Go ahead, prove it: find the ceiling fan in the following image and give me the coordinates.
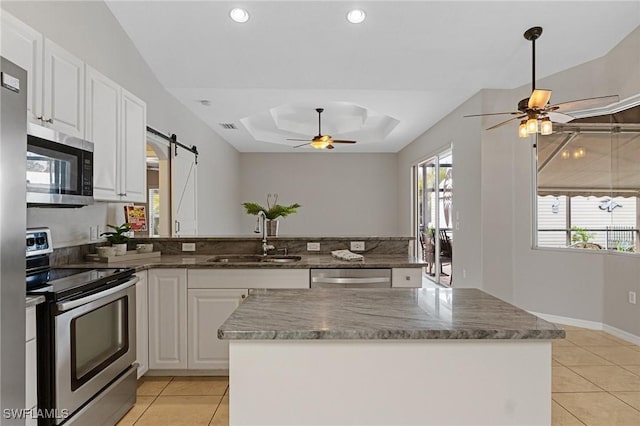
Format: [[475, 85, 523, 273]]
[[464, 26, 619, 137], [287, 108, 357, 149]]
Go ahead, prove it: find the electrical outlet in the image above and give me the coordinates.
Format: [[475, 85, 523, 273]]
[[462, 269, 467, 278], [182, 243, 196, 252], [350, 241, 365, 251], [629, 291, 636, 305], [307, 242, 320, 251], [89, 226, 97, 241]]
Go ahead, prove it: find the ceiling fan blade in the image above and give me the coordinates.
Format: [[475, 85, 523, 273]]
[[547, 111, 575, 123], [464, 112, 521, 117], [486, 115, 526, 131], [550, 95, 619, 113], [326, 144, 335, 150], [331, 140, 357, 144], [528, 89, 552, 109], [293, 142, 311, 148], [287, 138, 312, 142]]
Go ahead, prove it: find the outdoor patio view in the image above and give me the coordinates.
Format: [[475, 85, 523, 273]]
[[536, 105, 640, 252]]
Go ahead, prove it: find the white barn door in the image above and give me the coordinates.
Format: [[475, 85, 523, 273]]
[[171, 147, 198, 236]]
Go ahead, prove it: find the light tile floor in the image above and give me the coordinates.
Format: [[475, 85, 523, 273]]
[[117, 326, 640, 426]]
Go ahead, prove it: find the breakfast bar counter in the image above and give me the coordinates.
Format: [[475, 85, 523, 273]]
[[219, 288, 564, 426]]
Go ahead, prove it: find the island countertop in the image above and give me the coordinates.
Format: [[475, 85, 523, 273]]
[[218, 288, 565, 340]]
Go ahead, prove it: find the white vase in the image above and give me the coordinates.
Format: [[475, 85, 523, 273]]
[[113, 243, 128, 256]]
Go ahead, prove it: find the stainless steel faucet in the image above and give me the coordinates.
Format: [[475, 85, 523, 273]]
[[257, 211, 275, 256]]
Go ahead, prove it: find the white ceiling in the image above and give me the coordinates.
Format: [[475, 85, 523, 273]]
[[105, 1, 640, 153]]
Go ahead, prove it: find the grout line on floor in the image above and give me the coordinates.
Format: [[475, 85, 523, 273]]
[[552, 397, 587, 426]]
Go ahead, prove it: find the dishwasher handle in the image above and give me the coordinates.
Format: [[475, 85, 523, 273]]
[[311, 277, 390, 285]]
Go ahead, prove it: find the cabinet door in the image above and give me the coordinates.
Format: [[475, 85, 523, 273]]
[[120, 88, 147, 202], [188, 289, 248, 370], [135, 272, 149, 378], [0, 12, 42, 122], [43, 38, 84, 137], [148, 269, 187, 369], [86, 66, 120, 201]]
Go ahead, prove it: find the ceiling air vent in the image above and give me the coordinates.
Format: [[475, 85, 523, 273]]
[[219, 123, 237, 130]]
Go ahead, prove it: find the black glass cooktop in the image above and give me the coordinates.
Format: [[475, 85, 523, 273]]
[[27, 267, 134, 301]]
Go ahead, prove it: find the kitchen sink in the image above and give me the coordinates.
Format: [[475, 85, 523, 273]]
[[207, 255, 302, 263]]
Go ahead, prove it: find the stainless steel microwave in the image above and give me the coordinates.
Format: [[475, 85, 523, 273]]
[[27, 123, 94, 207]]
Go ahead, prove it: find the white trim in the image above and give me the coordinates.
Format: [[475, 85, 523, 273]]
[[530, 311, 640, 345], [603, 324, 640, 346]]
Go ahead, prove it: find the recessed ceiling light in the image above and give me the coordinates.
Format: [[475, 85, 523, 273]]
[[346, 9, 366, 24], [229, 8, 249, 23]]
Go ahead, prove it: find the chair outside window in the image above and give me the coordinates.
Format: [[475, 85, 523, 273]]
[[606, 226, 636, 251]]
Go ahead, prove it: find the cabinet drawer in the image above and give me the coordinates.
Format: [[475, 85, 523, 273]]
[[392, 268, 423, 288], [188, 269, 309, 289], [26, 339, 37, 409], [26, 306, 36, 341]]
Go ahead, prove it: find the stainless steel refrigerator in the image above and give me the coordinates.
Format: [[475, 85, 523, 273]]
[[0, 56, 27, 424]]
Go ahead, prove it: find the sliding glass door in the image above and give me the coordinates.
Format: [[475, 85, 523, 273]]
[[415, 150, 453, 286]]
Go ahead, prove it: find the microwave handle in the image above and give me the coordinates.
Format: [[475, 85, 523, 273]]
[[56, 277, 138, 312]]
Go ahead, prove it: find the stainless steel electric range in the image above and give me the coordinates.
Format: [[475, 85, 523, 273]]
[[26, 228, 138, 426]]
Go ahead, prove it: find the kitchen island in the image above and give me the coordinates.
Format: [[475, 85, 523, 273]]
[[219, 288, 564, 426]]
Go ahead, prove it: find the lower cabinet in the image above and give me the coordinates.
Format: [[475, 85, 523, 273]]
[[135, 271, 149, 378], [148, 269, 188, 369], [188, 289, 248, 370], [26, 306, 37, 426]]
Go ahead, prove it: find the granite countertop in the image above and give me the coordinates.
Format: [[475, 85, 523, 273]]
[[76, 254, 425, 271], [218, 288, 565, 340]]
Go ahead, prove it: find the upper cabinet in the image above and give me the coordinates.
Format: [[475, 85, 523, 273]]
[[1, 14, 84, 137], [86, 67, 147, 203], [2, 12, 148, 203], [0, 13, 42, 123], [43, 39, 85, 138]]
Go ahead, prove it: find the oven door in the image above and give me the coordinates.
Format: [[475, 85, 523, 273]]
[[54, 278, 137, 422]]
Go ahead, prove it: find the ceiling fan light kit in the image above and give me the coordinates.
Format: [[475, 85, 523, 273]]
[[465, 25, 619, 139], [287, 108, 357, 150]]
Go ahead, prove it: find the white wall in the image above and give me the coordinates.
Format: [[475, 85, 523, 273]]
[[239, 153, 399, 236], [2, 1, 241, 246], [398, 26, 640, 337], [398, 93, 484, 290]]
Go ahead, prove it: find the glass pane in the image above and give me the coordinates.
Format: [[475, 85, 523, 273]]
[[27, 145, 77, 193], [73, 299, 125, 379], [438, 153, 453, 286]]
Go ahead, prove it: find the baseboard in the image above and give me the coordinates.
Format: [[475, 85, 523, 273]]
[[146, 369, 228, 377], [530, 311, 640, 345], [602, 324, 640, 346], [530, 311, 602, 330]]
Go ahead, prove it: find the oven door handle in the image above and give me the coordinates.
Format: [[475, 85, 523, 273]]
[[56, 277, 139, 312]]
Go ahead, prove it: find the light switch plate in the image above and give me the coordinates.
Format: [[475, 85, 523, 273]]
[[182, 243, 196, 252], [307, 242, 320, 251], [350, 241, 365, 251]]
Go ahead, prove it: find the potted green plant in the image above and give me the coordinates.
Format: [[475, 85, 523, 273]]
[[100, 223, 132, 255], [570, 226, 600, 249], [242, 194, 301, 236]]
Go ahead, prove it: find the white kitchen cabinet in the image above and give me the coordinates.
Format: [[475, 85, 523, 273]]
[[120, 88, 147, 202], [187, 289, 248, 370], [43, 38, 84, 138], [86, 66, 147, 202], [26, 306, 37, 420], [148, 269, 187, 369], [86, 66, 119, 200], [0, 12, 83, 136], [187, 269, 309, 289], [0, 12, 42, 123], [135, 271, 149, 378], [391, 268, 423, 288]]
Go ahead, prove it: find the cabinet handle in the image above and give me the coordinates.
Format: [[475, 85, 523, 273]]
[[36, 116, 43, 121], [44, 118, 53, 124], [118, 193, 127, 197], [241, 294, 246, 299]]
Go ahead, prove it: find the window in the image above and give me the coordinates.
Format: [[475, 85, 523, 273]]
[[536, 105, 640, 252]]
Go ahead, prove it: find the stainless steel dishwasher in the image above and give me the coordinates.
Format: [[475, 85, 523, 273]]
[[310, 269, 392, 288]]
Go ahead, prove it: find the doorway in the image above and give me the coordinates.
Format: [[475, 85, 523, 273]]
[[415, 151, 453, 286], [145, 133, 171, 237]]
